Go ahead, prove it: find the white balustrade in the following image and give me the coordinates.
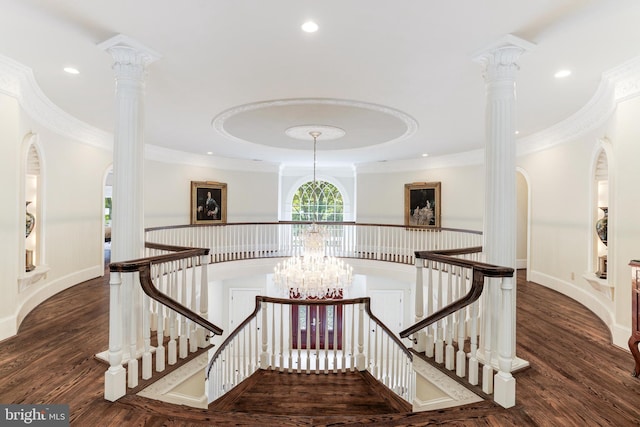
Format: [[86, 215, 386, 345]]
[[401, 252, 515, 408], [105, 247, 217, 401], [145, 223, 482, 266], [207, 297, 414, 405], [106, 222, 515, 409]]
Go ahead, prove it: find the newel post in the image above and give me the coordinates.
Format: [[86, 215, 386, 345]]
[[413, 257, 426, 352], [260, 301, 270, 369], [356, 302, 366, 370], [104, 271, 126, 401], [198, 254, 209, 348], [495, 276, 516, 407]]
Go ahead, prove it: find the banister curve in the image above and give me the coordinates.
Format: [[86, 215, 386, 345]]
[[206, 296, 412, 379], [110, 243, 223, 336], [399, 248, 513, 338]]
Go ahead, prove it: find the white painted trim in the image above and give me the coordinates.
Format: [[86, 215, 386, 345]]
[[0, 54, 112, 149], [528, 269, 616, 341], [15, 265, 104, 333], [412, 357, 483, 412], [3, 51, 640, 171]]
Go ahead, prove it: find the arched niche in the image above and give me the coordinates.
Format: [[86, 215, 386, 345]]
[[18, 133, 49, 290], [583, 139, 613, 299]]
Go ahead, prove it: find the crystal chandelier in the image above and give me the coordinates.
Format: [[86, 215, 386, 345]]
[[273, 131, 353, 299]]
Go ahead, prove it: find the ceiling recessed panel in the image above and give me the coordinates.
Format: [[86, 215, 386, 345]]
[[213, 98, 418, 151]]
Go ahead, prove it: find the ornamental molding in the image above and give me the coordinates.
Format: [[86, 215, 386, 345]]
[[137, 353, 208, 398], [0, 53, 112, 150], [212, 97, 419, 146], [517, 54, 640, 156], [412, 356, 482, 402], [98, 34, 162, 82]]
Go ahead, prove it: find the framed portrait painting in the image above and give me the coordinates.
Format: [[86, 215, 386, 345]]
[[190, 181, 227, 224], [405, 182, 441, 228]]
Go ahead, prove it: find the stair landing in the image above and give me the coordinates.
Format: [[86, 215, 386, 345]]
[[210, 368, 412, 416]]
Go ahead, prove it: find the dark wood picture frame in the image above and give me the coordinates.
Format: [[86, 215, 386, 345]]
[[190, 181, 227, 224], [404, 182, 441, 228]]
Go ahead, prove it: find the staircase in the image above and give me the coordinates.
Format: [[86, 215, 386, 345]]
[[210, 369, 411, 415]]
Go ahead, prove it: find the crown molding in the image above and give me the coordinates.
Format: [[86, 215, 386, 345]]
[[145, 144, 281, 172], [517, 54, 640, 156], [2, 50, 640, 170], [0, 53, 113, 150]]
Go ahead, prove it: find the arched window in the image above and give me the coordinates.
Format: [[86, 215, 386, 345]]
[[292, 180, 344, 222]]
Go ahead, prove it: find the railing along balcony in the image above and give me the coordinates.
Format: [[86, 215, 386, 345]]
[[400, 248, 516, 408], [104, 244, 222, 402], [206, 296, 413, 404], [104, 222, 518, 409], [144, 222, 482, 265]]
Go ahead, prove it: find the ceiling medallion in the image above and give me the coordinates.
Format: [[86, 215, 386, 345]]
[[285, 125, 345, 141]]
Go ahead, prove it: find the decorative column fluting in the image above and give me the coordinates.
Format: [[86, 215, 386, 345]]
[[473, 35, 534, 408], [99, 35, 160, 400]]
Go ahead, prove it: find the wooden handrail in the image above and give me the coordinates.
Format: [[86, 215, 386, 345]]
[[145, 221, 482, 236], [399, 248, 513, 338], [110, 243, 223, 336], [206, 296, 412, 379]]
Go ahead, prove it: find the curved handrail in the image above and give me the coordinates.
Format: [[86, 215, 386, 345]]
[[110, 243, 223, 336], [146, 221, 482, 235], [206, 296, 412, 379], [399, 248, 513, 338]]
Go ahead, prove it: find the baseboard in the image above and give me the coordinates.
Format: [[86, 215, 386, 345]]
[[528, 269, 618, 344], [12, 264, 103, 336]]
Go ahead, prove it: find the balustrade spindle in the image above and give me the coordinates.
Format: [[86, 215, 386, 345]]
[[456, 267, 467, 378], [435, 264, 444, 364], [198, 254, 209, 348], [445, 266, 455, 370], [260, 301, 268, 369], [142, 287, 152, 380], [167, 262, 178, 365], [179, 259, 188, 359], [189, 259, 198, 353]]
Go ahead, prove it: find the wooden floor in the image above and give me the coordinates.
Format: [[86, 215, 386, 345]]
[[1, 267, 640, 426]]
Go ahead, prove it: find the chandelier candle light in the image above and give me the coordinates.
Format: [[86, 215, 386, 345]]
[[273, 130, 353, 298]]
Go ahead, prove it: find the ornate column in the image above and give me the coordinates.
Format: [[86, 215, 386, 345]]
[[99, 35, 160, 395], [473, 35, 534, 408], [99, 34, 160, 265]]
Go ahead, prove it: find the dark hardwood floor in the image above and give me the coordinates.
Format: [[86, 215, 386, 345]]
[[1, 266, 639, 426]]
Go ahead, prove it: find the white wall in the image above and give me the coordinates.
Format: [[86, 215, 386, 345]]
[[0, 93, 112, 339], [0, 94, 21, 339], [356, 164, 484, 230], [145, 160, 280, 227], [517, 100, 640, 348], [609, 95, 640, 345]]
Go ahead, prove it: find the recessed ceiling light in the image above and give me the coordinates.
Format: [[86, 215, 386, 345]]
[[421, 153, 429, 158], [206, 151, 213, 155], [554, 69, 571, 79], [64, 67, 79, 75], [301, 21, 319, 33]]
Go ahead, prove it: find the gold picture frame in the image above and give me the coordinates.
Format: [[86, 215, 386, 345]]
[[405, 182, 441, 228], [190, 181, 227, 224]]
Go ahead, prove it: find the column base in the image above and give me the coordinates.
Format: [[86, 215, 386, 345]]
[[104, 366, 126, 402], [493, 372, 516, 408]]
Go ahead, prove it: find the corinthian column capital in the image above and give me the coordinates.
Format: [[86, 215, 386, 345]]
[[473, 34, 535, 84], [98, 34, 162, 81]]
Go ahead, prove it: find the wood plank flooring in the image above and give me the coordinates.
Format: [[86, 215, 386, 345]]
[[1, 266, 639, 426]]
